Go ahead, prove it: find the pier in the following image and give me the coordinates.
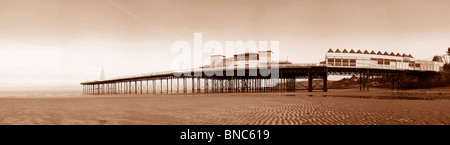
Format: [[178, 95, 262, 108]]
[[81, 48, 445, 95], [80, 64, 440, 95]]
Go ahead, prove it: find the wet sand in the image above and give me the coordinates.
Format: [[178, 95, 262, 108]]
[[0, 88, 449, 125]]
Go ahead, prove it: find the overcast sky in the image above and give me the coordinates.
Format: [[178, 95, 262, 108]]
[[0, 0, 449, 90]]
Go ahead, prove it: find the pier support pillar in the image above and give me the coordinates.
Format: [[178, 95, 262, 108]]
[[359, 72, 362, 91], [183, 77, 187, 93], [367, 70, 370, 91], [197, 77, 201, 93], [308, 71, 313, 92], [191, 78, 195, 93], [323, 70, 328, 92]]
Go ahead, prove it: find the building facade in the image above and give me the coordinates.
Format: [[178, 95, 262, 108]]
[[209, 50, 273, 69], [325, 48, 444, 72]]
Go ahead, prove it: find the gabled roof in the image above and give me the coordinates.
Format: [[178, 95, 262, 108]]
[[324, 49, 412, 58], [327, 48, 334, 53]]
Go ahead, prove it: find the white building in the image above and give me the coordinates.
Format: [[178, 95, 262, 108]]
[[210, 55, 225, 68], [209, 50, 273, 69], [258, 50, 272, 66], [325, 48, 444, 72]]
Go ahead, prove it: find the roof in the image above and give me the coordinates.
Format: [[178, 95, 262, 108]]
[[432, 56, 443, 62], [210, 54, 225, 57], [234, 52, 259, 56], [326, 48, 414, 58], [258, 50, 273, 53], [328, 48, 334, 53]]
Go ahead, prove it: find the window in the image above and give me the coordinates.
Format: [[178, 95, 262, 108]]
[[384, 59, 390, 65], [249, 55, 258, 60], [378, 59, 383, 65], [415, 64, 420, 67], [327, 59, 334, 66], [350, 59, 356, 66], [335, 59, 342, 66], [343, 59, 349, 66]]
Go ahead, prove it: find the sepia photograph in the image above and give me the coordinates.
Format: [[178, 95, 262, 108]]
[[1, 0, 449, 136]]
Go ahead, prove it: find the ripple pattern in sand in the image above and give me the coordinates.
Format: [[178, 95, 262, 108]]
[[0, 94, 449, 125]]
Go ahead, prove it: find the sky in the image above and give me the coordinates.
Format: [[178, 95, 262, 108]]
[[0, 0, 450, 90]]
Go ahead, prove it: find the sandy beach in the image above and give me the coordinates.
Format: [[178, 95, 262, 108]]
[[0, 88, 449, 125]]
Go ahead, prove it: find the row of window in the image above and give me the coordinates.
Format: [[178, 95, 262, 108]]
[[327, 58, 420, 67], [328, 58, 411, 62]]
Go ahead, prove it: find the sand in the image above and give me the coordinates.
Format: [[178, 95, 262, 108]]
[[0, 88, 449, 125]]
